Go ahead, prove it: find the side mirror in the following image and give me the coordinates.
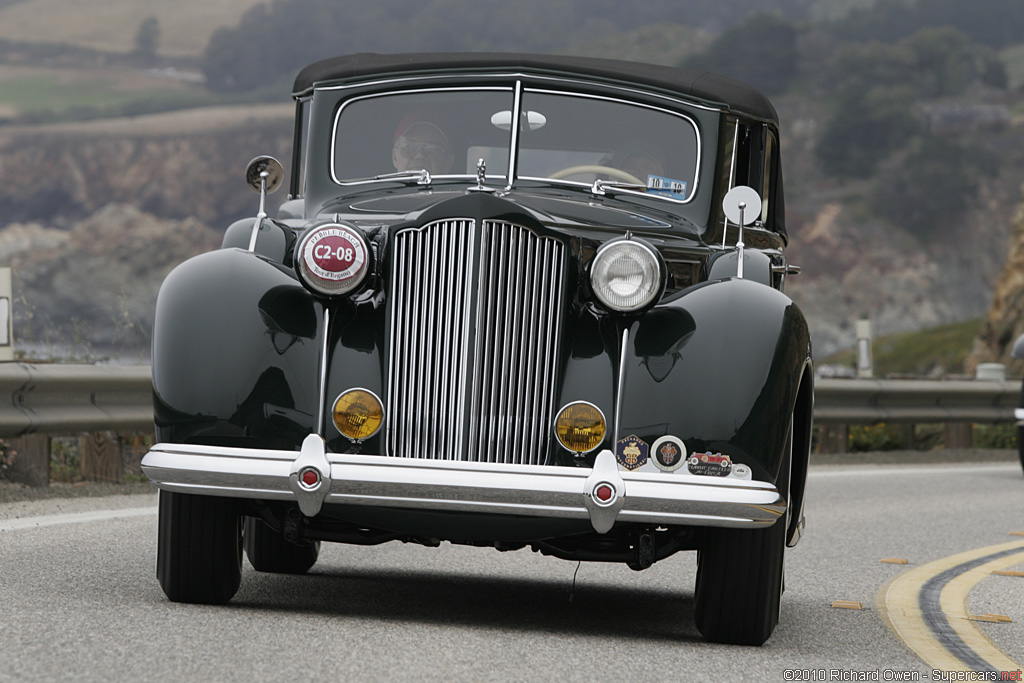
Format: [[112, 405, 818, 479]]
[[244, 156, 285, 252], [245, 156, 284, 195], [722, 185, 761, 227]]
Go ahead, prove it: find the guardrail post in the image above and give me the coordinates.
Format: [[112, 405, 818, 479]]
[[81, 431, 122, 483], [817, 423, 848, 453], [944, 423, 973, 449], [6, 434, 49, 487]]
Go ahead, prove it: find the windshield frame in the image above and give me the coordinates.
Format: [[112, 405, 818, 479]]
[[328, 80, 703, 205], [514, 87, 701, 205], [330, 86, 515, 187]]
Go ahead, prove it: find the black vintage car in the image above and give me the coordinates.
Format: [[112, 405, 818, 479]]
[[142, 53, 814, 646]]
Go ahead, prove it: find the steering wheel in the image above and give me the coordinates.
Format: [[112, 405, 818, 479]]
[[548, 165, 644, 185]]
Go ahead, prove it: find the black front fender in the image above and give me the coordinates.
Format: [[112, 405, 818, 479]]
[[618, 277, 811, 485], [152, 248, 323, 449]]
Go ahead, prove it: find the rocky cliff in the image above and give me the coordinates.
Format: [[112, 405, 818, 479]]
[[0, 106, 292, 359], [964, 185, 1024, 377]]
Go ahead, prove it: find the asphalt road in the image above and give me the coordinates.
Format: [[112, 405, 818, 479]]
[[2, 455, 1024, 682]]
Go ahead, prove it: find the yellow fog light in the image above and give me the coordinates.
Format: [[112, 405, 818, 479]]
[[332, 389, 383, 441], [554, 401, 606, 454]]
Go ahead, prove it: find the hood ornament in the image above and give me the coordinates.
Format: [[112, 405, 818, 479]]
[[468, 157, 500, 194]]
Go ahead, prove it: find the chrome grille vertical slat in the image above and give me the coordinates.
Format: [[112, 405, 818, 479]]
[[388, 218, 564, 464]]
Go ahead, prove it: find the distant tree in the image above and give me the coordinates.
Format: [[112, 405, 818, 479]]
[[814, 85, 917, 179], [199, 0, 816, 93], [870, 135, 999, 237], [681, 12, 799, 95], [133, 16, 160, 63], [814, 25, 1007, 180], [901, 27, 974, 98], [831, 0, 1024, 49]]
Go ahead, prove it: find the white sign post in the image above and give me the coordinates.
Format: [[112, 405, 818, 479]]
[[0, 268, 14, 362]]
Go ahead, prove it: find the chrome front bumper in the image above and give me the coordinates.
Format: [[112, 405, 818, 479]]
[[141, 434, 785, 534]]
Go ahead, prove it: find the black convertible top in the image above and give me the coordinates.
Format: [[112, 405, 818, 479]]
[[293, 52, 778, 124]]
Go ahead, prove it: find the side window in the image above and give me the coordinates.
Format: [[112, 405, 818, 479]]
[[734, 123, 765, 197], [292, 98, 311, 199]]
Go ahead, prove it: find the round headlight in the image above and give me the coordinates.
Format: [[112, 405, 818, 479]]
[[590, 239, 662, 312], [297, 223, 369, 295], [333, 389, 384, 441], [554, 401, 606, 454]]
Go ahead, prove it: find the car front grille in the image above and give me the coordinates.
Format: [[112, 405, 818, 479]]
[[386, 218, 566, 465]]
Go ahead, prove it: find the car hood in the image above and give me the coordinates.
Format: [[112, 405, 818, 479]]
[[322, 188, 703, 241]]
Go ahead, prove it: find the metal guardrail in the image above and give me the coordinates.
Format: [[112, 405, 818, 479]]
[[0, 365, 1017, 439], [0, 363, 153, 438], [814, 377, 1019, 424]]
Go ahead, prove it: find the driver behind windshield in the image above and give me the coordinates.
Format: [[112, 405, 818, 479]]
[[392, 117, 454, 174], [603, 141, 665, 184]]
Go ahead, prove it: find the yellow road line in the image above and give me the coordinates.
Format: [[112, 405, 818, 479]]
[[878, 540, 1024, 673]]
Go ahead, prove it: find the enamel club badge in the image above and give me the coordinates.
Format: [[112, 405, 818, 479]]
[[615, 434, 649, 471], [651, 436, 686, 472], [687, 451, 733, 477]]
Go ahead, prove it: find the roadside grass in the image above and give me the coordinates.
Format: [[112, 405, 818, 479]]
[[816, 318, 1019, 452], [820, 318, 983, 379], [0, 72, 185, 113]]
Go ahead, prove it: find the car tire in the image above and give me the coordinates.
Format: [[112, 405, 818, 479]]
[[244, 517, 320, 574], [693, 515, 786, 646], [157, 490, 242, 604], [1018, 424, 1024, 474], [694, 419, 791, 645]]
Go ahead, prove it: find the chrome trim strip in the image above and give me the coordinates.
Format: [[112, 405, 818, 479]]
[[724, 120, 739, 248], [142, 442, 786, 531], [614, 327, 629, 443], [317, 307, 331, 435], [505, 81, 523, 190]]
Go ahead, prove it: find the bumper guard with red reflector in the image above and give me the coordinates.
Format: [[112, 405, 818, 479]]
[[142, 434, 785, 534]]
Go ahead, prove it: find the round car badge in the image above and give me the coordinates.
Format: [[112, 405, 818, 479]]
[[302, 225, 366, 283], [651, 436, 686, 472]]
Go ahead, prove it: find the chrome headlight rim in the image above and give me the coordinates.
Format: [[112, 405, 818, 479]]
[[296, 221, 370, 296], [589, 237, 665, 313]]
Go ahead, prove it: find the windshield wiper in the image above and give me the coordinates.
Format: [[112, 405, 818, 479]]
[[590, 179, 646, 196], [341, 169, 433, 186]]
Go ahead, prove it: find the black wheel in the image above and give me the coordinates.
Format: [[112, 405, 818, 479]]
[[1018, 424, 1024, 474], [157, 490, 242, 604], [244, 516, 320, 574], [693, 517, 786, 645], [694, 419, 791, 645]]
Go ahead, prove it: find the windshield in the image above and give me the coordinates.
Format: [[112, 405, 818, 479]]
[[332, 86, 700, 202], [333, 88, 514, 184]]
